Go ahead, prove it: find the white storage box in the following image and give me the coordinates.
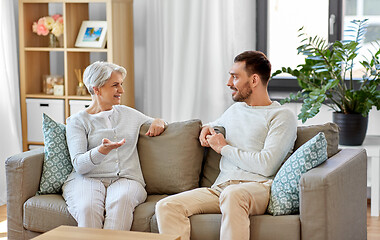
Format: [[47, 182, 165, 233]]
[[26, 98, 65, 142], [69, 100, 92, 115], [28, 144, 44, 150]]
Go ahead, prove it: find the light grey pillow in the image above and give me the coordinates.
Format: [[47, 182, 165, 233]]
[[138, 119, 204, 194], [295, 122, 339, 158]]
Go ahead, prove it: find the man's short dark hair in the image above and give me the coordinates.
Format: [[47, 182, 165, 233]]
[[234, 51, 271, 85]]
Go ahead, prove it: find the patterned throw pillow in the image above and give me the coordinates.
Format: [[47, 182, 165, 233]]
[[38, 114, 73, 194], [267, 132, 328, 216]]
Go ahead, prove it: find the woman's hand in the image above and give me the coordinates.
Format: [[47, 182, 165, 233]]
[[206, 128, 228, 154], [146, 118, 166, 137], [98, 138, 125, 155]]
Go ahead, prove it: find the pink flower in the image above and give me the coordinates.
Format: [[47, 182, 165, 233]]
[[37, 18, 45, 26], [51, 14, 61, 21], [32, 15, 64, 37], [57, 16, 63, 24], [36, 19, 49, 36]]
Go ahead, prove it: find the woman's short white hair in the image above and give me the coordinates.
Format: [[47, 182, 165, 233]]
[[83, 61, 127, 95]]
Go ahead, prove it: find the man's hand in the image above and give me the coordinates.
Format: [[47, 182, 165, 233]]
[[98, 138, 125, 155], [146, 118, 166, 136], [206, 128, 228, 154], [199, 126, 213, 147]]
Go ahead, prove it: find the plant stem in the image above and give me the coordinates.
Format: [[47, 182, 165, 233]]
[[350, 59, 354, 90]]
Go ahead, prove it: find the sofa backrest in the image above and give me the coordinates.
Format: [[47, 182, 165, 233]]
[[137, 121, 340, 192], [294, 122, 339, 158], [199, 126, 225, 188], [138, 119, 204, 195]]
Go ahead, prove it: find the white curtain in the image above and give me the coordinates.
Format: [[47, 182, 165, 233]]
[[134, 0, 256, 123], [0, 0, 22, 205]]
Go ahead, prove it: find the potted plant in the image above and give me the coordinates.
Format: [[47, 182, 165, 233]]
[[273, 19, 380, 145]]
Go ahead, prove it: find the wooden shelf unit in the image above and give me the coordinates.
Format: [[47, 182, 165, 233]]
[[19, 0, 135, 151]]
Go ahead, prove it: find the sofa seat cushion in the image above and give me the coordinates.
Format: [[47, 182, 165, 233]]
[[249, 214, 301, 240], [23, 194, 76, 233], [131, 194, 168, 232], [150, 213, 300, 240]]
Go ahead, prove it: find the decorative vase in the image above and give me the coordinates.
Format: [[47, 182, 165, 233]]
[[48, 33, 59, 48], [332, 112, 368, 146]]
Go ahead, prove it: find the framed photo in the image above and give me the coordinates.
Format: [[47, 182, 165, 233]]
[[75, 21, 107, 48]]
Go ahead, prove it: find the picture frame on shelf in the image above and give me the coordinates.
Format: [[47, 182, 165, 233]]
[[75, 21, 107, 48]]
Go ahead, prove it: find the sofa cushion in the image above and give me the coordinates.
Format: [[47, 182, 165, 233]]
[[295, 122, 339, 158], [138, 119, 204, 194], [150, 213, 300, 240], [268, 132, 328, 216], [199, 127, 225, 188], [23, 194, 76, 233], [131, 195, 168, 232], [38, 114, 73, 194], [249, 214, 301, 240]]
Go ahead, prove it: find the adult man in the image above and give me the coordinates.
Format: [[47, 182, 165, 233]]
[[155, 51, 297, 240]]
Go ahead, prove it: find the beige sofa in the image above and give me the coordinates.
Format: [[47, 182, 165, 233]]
[[6, 121, 367, 240]]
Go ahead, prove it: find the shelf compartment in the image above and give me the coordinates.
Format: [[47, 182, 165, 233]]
[[65, 3, 89, 48], [66, 52, 90, 95], [66, 51, 107, 96], [24, 51, 64, 95], [65, 2, 107, 48], [24, 51, 50, 94], [22, 2, 64, 48]]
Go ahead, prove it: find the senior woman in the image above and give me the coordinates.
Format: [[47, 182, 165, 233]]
[[62, 61, 166, 230]]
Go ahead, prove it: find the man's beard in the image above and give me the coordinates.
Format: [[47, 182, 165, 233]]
[[231, 82, 252, 102]]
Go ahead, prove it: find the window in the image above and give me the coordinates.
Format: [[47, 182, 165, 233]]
[[268, 0, 329, 75], [257, 0, 380, 91], [257, 0, 339, 91], [343, 0, 380, 78]]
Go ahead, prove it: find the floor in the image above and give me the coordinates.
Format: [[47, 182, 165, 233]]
[[0, 205, 5, 240], [368, 202, 380, 240], [0, 204, 379, 239]]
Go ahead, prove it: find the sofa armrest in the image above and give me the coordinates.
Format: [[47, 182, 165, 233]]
[[6, 148, 44, 240], [299, 148, 367, 240]]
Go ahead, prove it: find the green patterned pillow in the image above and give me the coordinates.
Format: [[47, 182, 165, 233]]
[[267, 132, 328, 216], [38, 114, 73, 194]]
